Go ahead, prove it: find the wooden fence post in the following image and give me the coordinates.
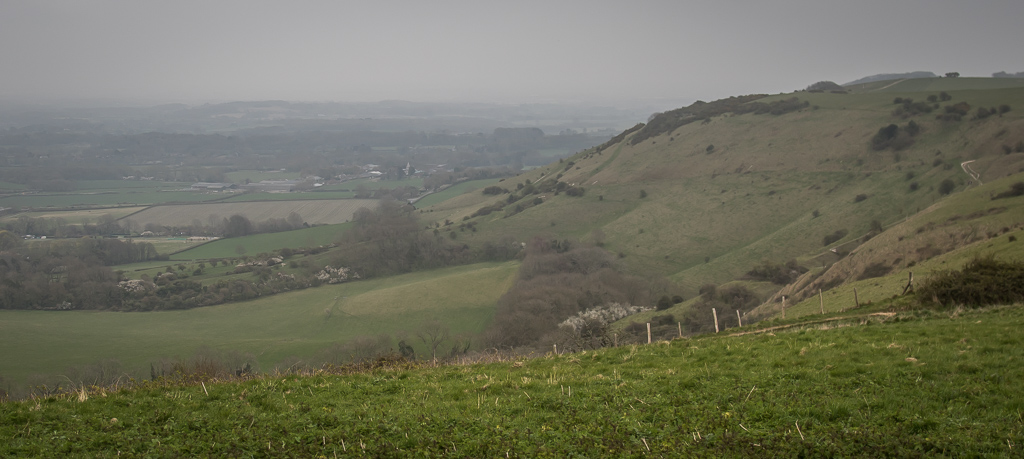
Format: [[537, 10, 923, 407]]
[[736, 309, 742, 327], [781, 296, 786, 319], [819, 289, 824, 315], [677, 322, 682, 338], [712, 308, 719, 333], [647, 323, 651, 344], [901, 272, 914, 295], [854, 288, 860, 309]]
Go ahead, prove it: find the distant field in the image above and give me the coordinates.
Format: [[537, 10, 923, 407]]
[[222, 191, 355, 202], [0, 261, 519, 385], [0, 207, 148, 225], [169, 223, 349, 260], [414, 178, 504, 208], [72, 180, 192, 191], [0, 181, 26, 190], [223, 170, 301, 183], [122, 199, 378, 228], [0, 191, 223, 209]]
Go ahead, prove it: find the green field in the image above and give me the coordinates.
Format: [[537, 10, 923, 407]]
[[0, 180, 27, 190], [169, 223, 349, 260], [224, 170, 301, 183], [413, 178, 504, 208], [0, 190, 223, 209], [122, 199, 377, 228], [222, 190, 357, 201], [0, 207, 148, 225], [0, 261, 518, 386], [3, 305, 1022, 456]]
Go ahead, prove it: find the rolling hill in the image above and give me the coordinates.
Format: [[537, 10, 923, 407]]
[[431, 77, 1024, 299]]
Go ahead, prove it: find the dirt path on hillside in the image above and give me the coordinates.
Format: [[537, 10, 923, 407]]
[[961, 160, 982, 186], [727, 312, 897, 337], [875, 79, 907, 91]]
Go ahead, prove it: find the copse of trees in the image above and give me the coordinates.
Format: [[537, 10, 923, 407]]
[[483, 237, 671, 350], [332, 199, 515, 279], [870, 121, 920, 151], [680, 283, 760, 335], [744, 259, 808, 285], [805, 81, 844, 92]]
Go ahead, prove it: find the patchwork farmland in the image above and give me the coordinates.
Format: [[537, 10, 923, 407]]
[[121, 199, 379, 227]]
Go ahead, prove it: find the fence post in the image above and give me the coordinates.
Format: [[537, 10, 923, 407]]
[[647, 323, 651, 344], [712, 308, 719, 333], [819, 289, 824, 315], [854, 288, 860, 309], [781, 296, 786, 319], [677, 322, 682, 338], [736, 309, 742, 327]]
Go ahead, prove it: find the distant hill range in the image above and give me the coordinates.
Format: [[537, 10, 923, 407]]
[[843, 71, 937, 86]]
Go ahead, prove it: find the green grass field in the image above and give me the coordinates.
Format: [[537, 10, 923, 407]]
[[0, 261, 518, 386], [122, 199, 376, 228], [0, 180, 27, 190], [0, 190, 222, 209], [169, 223, 349, 260], [221, 190, 357, 201], [224, 170, 301, 183], [2, 304, 1022, 456], [413, 178, 504, 208], [0, 207, 148, 225]]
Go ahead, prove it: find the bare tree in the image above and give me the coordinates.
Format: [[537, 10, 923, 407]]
[[416, 320, 450, 365]]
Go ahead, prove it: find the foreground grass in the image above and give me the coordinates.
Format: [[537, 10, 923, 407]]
[[3, 305, 1022, 456]]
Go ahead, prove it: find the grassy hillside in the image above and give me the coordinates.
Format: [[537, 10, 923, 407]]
[[425, 80, 1024, 298], [3, 305, 1022, 456]]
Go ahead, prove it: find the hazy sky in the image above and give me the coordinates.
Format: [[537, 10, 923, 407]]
[[2, 0, 1022, 106]]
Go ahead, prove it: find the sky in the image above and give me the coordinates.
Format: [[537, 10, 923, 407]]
[[1, 0, 1022, 106]]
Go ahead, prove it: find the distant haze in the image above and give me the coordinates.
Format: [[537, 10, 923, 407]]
[[2, 0, 1022, 106]]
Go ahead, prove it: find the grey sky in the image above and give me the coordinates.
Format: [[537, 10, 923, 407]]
[[2, 0, 1022, 105]]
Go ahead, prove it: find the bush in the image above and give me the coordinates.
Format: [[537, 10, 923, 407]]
[[917, 257, 1024, 307], [806, 81, 843, 92], [854, 194, 868, 203], [823, 229, 849, 246], [992, 182, 1024, 200], [938, 179, 957, 195], [857, 262, 891, 280]]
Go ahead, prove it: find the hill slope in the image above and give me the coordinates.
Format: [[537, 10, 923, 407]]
[[432, 78, 1024, 299]]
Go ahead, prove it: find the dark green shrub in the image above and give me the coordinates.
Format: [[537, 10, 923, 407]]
[[938, 179, 957, 195], [992, 182, 1024, 200], [656, 295, 673, 310], [857, 262, 891, 280], [917, 257, 1024, 307], [823, 229, 848, 246]]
